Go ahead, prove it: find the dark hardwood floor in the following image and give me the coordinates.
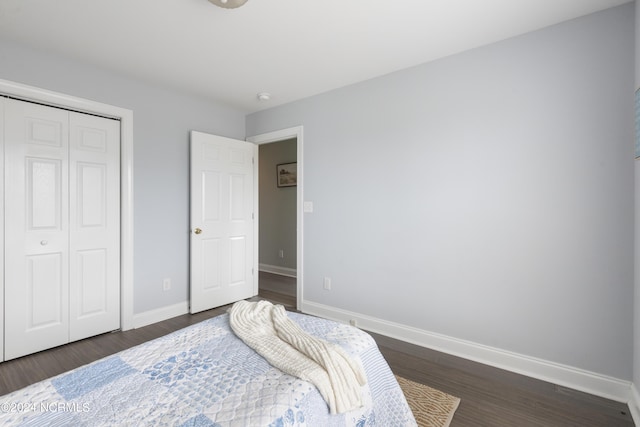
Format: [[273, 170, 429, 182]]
[[259, 271, 296, 299], [374, 333, 634, 426], [0, 284, 634, 426]]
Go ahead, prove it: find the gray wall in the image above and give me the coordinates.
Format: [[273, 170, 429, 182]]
[[0, 41, 246, 314], [248, 4, 635, 380], [259, 139, 297, 270]]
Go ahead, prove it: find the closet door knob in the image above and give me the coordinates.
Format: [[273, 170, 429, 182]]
[[40, 240, 48, 246], [194, 228, 202, 235]]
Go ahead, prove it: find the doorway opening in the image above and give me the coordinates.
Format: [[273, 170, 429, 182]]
[[257, 138, 297, 309], [248, 126, 304, 311]]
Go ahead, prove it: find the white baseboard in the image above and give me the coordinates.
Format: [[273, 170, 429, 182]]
[[259, 263, 297, 278], [629, 384, 640, 425], [132, 301, 189, 329], [301, 300, 632, 404]]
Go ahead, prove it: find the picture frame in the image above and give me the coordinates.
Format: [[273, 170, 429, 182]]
[[277, 162, 297, 187]]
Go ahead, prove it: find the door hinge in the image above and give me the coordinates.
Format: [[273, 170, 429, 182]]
[[252, 212, 255, 220]]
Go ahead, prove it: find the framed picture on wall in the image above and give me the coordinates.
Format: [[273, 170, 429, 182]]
[[277, 162, 297, 187]]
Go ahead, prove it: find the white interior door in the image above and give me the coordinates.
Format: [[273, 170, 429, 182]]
[[4, 99, 71, 360], [69, 111, 120, 341], [190, 131, 257, 313]]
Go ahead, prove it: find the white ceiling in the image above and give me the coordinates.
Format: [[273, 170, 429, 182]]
[[0, 0, 632, 113]]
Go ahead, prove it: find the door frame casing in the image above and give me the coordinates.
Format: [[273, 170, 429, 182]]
[[247, 126, 304, 309], [0, 79, 135, 331], [0, 98, 4, 360]]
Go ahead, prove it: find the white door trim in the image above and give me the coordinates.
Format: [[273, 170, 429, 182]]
[[0, 78, 135, 331], [247, 126, 304, 309], [0, 98, 4, 361]]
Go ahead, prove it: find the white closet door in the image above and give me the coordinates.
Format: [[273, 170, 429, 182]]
[[3, 99, 121, 361], [4, 99, 71, 360], [69, 112, 120, 341]]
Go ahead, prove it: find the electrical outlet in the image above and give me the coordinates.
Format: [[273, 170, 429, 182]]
[[163, 278, 171, 291], [323, 277, 331, 290], [279, 249, 284, 258]]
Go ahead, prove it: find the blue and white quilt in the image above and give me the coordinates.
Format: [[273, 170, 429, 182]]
[[0, 311, 416, 426]]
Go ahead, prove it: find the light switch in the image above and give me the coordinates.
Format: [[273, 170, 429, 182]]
[[303, 201, 314, 213]]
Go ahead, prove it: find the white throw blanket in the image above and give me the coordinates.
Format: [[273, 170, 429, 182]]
[[229, 300, 367, 414]]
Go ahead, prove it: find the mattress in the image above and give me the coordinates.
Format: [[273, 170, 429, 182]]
[[0, 310, 416, 426]]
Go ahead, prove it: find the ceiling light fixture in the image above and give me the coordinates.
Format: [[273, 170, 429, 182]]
[[208, 0, 248, 9], [257, 92, 271, 101]]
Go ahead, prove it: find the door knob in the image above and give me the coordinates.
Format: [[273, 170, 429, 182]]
[[194, 228, 202, 235]]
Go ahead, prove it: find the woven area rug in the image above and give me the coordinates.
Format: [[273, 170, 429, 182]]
[[396, 375, 461, 427]]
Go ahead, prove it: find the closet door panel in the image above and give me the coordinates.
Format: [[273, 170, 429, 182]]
[[26, 253, 64, 326], [4, 99, 70, 360], [69, 112, 120, 341], [27, 158, 62, 229]]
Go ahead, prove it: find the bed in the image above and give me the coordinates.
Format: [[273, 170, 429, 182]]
[[0, 304, 416, 426]]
